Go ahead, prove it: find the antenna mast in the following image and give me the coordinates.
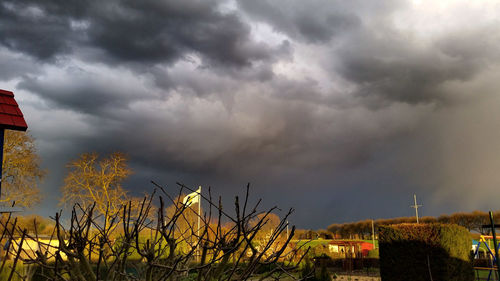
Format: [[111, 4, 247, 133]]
[[410, 194, 422, 223]]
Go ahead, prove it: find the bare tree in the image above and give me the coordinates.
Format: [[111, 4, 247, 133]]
[[60, 152, 132, 228], [1, 182, 304, 281]]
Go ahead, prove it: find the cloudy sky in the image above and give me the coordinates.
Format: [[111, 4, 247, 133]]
[[2, 0, 500, 228]]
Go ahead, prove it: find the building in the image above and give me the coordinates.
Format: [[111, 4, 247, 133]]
[[328, 240, 374, 258]]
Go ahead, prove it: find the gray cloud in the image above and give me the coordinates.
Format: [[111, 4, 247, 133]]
[[17, 66, 156, 115], [239, 0, 499, 105], [0, 47, 41, 81], [87, 0, 270, 66], [0, 0, 282, 69], [237, 0, 361, 43], [0, 1, 84, 60], [333, 30, 484, 105], [3, 0, 500, 228]]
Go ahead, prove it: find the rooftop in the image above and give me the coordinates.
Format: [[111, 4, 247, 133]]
[[0, 89, 27, 131]]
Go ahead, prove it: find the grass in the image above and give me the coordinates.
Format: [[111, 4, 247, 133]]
[[474, 268, 499, 280], [0, 261, 22, 281], [362, 239, 378, 248], [293, 239, 379, 248], [293, 239, 333, 248]]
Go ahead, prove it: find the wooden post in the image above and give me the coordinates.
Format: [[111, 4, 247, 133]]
[[0, 129, 5, 200]]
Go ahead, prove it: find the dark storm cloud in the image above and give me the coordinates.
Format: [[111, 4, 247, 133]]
[[4, 0, 500, 228], [0, 0, 281, 68], [238, 0, 497, 105], [18, 75, 149, 116], [333, 30, 485, 105], [88, 0, 276, 67], [0, 1, 84, 60]]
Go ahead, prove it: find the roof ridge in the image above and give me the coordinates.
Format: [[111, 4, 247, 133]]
[[0, 89, 27, 131], [0, 89, 14, 96]]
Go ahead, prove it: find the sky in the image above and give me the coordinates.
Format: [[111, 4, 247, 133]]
[[1, 0, 500, 229]]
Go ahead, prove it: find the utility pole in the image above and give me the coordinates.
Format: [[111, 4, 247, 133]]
[[410, 194, 422, 224], [371, 219, 376, 248], [286, 220, 289, 240], [196, 186, 201, 263]]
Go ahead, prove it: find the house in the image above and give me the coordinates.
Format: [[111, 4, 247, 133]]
[[328, 240, 374, 258]]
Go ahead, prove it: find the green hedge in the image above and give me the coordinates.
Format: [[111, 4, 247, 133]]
[[379, 223, 473, 281]]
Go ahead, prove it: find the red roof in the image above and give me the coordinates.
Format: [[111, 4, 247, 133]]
[[0, 89, 27, 131]]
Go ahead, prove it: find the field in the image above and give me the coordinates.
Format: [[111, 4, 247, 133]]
[[293, 239, 378, 248]]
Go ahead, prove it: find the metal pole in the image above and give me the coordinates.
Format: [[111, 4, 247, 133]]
[[197, 186, 201, 263], [489, 211, 500, 278], [286, 220, 289, 240], [410, 194, 422, 224], [371, 219, 376, 248], [0, 129, 5, 200], [414, 194, 419, 224]]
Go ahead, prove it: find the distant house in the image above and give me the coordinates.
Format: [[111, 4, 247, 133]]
[[360, 241, 374, 256], [328, 240, 374, 258]]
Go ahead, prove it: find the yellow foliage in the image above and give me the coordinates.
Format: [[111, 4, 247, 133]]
[[1, 131, 45, 207]]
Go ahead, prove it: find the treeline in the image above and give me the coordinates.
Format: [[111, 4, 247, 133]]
[[326, 210, 500, 239], [294, 229, 335, 240]]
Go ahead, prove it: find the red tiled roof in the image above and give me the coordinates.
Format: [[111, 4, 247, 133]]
[[0, 89, 27, 131]]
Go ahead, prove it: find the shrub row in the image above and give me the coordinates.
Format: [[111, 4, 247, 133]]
[[379, 223, 473, 281]]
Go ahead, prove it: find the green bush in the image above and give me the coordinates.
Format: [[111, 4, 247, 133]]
[[300, 258, 315, 280], [318, 263, 331, 281], [379, 223, 473, 281], [0, 261, 24, 281], [299, 258, 332, 281], [367, 248, 379, 258], [0, 262, 46, 281]]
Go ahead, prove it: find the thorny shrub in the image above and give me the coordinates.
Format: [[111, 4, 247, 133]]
[[0, 182, 309, 281]]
